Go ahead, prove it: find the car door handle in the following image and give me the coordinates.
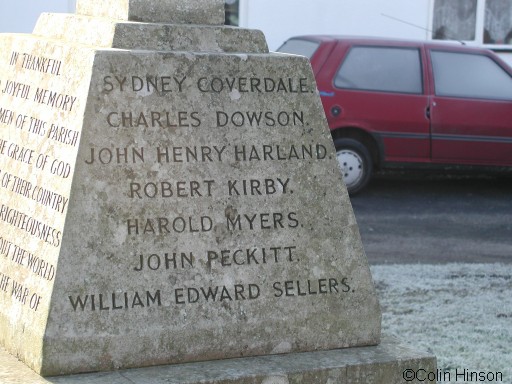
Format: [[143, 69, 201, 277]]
[[425, 105, 431, 119]]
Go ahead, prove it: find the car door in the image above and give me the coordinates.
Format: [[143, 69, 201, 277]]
[[429, 49, 512, 165], [317, 42, 432, 163]]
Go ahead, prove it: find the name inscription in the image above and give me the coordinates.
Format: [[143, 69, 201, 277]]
[[0, 45, 348, 323], [102, 75, 311, 95], [68, 276, 352, 312], [83, 144, 328, 165]]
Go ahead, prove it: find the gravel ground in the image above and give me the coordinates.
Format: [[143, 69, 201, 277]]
[[371, 263, 512, 384]]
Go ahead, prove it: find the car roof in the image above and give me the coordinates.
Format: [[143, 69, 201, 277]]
[[284, 35, 494, 54]]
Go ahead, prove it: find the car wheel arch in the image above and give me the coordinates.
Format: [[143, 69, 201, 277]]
[[330, 127, 382, 168]]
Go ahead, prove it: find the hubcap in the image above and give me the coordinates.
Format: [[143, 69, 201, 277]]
[[336, 149, 364, 189]]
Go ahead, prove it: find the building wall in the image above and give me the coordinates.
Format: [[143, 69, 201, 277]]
[[1, 0, 510, 66], [7, 0, 423, 50], [237, 0, 511, 66], [239, 0, 434, 50]]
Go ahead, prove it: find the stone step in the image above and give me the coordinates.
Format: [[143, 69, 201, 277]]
[[33, 13, 268, 52], [0, 338, 437, 384]]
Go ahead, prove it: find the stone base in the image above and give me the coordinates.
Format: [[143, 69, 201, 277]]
[[0, 337, 436, 384]]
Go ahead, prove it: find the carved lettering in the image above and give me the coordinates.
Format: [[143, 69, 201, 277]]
[[103, 75, 187, 93], [0, 107, 15, 125], [129, 180, 215, 198], [216, 110, 304, 127], [9, 51, 19, 66], [9, 278, 42, 311], [85, 147, 144, 165], [0, 271, 10, 292], [20, 52, 62, 76], [33, 88, 77, 112], [127, 216, 213, 235], [26, 253, 55, 281], [107, 111, 200, 128], [197, 77, 309, 93], [174, 283, 260, 304], [226, 211, 299, 231], [234, 144, 327, 162], [134, 252, 195, 271], [0, 204, 61, 247], [6, 143, 34, 164], [2, 174, 69, 213], [28, 116, 47, 136], [227, 178, 290, 196], [272, 278, 351, 298], [156, 145, 226, 163], [206, 246, 297, 268], [69, 290, 162, 311], [47, 124, 79, 146], [1, 80, 30, 99]]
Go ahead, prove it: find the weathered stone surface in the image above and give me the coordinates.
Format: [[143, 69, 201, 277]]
[[0, 16, 382, 376], [0, 338, 437, 383], [0, 33, 381, 379], [33, 13, 268, 52], [0, 34, 95, 375], [0, 0, 388, 378], [35, 47, 381, 375], [76, 0, 225, 24]]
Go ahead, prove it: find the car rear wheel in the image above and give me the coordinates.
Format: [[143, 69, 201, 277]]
[[334, 138, 373, 195]]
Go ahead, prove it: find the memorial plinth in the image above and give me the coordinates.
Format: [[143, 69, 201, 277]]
[[0, 0, 436, 382]]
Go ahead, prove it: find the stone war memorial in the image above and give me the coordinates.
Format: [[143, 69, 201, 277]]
[[0, 0, 436, 382]]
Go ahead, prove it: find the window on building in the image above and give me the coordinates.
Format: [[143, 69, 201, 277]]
[[225, 0, 239, 26], [484, 0, 512, 45], [433, 0, 477, 41], [334, 46, 423, 94]]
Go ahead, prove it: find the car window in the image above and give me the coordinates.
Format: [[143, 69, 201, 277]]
[[431, 50, 512, 100], [334, 46, 423, 94], [277, 39, 320, 59]]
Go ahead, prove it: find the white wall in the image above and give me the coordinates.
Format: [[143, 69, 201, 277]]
[[0, 0, 432, 46], [1, 0, 509, 68], [0, 0, 76, 33], [240, 0, 433, 51]]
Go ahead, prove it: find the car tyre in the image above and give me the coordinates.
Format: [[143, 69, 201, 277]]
[[334, 138, 373, 195]]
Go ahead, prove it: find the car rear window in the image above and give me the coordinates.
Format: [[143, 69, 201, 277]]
[[277, 39, 320, 59], [334, 46, 423, 94], [431, 50, 512, 100]]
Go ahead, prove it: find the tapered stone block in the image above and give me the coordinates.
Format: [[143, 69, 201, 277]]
[[0, 0, 434, 381]]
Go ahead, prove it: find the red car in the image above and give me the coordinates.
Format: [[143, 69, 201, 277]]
[[278, 36, 512, 194]]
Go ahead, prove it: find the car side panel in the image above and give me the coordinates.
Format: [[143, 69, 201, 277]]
[[426, 49, 512, 166], [315, 41, 432, 163], [430, 97, 512, 165]]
